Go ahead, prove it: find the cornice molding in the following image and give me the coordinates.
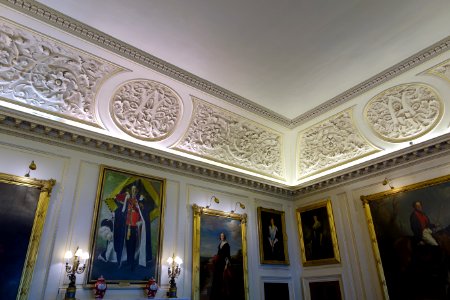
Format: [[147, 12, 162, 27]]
[[0, 0, 291, 127], [291, 36, 450, 127], [0, 107, 294, 198], [1, 0, 448, 129], [2, 106, 450, 200], [292, 133, 450, 198]]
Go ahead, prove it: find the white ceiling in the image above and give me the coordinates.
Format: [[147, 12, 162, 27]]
[[37, 0, 450, 119]]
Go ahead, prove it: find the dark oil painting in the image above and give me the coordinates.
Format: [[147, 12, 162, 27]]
[[199, 214, 245, 300], [0, 181, 41, 299], [363, 175, 450, 300]]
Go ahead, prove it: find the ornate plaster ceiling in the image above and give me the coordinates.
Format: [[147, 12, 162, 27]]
[[0, 0, 450, 193], [33, 0, 450, 121]]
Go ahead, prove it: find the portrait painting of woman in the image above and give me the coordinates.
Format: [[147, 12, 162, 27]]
[[192, 205, 248, 300], [257, 207, 289, 264], [296, 200, 340, 266]]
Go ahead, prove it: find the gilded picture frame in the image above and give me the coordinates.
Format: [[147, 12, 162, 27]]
[[257, 207, 289, 265], [296, 199, 340, 266], [86, 166, 166, 287], [192, 204, 249, 300], [361, 174, 450, 300], [0, 172, 55, 299]]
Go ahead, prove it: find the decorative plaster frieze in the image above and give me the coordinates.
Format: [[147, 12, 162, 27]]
[[293, 135, 450, 197], [297, 109, 379, 179], [110, 80, 182, 141], [173, 97, 285, 179], [364, 83, 442, 142], [0, 107, 292, 197], [2, 106, 450, 198], [0, 18, 122, 126], [2, 0, 448, 128], [424, 59, 450, 83]]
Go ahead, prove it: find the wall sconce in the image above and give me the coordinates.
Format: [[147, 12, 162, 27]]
[[24, 160, 36, 177], [382, 177, 395, 189], [64, 246, 89, 300], [167, 253, 183, 298], [206, 196, 220, 208], [231, 201, 246, 213]]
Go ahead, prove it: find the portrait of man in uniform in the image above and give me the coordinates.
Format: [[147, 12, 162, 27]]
[[87, 166, 166, 285]]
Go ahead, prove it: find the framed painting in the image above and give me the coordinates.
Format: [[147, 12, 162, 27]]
[[257, 207, 289, 264], [192, 204, 248, 300], [302, 276, 343, 300], [296, 199, 340, 266], [361, 174, 450, 300], [86, 166, 166, 286], [0, 172, 55, 300]]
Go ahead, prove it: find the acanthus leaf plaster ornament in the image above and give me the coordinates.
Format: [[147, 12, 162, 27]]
[[110, 80, 182, 141], [0, 19, 122, 125], [364, 83, 442, 142]]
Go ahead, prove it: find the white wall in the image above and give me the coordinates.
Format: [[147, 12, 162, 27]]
[[294, 150, 450, 300], [0, 132, 300, 300], [3, 128, 450, 299]]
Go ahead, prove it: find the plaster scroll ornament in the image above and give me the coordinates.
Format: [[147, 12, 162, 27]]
[[364, 83, 442, 142], [297, 109, 379, 179], [425, 59, 450, 84], [0, 18, 122, 126], [110, 80, 183, 141], [173, 97, 284, 179]]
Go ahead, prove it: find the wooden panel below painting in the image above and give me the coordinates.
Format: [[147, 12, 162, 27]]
[[309, 280, 342, 300], [263, 282, 289, 300]]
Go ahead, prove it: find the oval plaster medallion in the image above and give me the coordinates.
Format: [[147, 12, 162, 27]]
[[110, 80, 183, 141], [364, 83, 442, 142]]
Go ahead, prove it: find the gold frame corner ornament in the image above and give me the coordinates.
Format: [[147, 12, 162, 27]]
[[191, 205, 249, 300], [296, 199, 340, 267], [0, 172, 55, 300]]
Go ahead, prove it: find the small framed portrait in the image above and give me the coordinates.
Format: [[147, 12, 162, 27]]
[[361, 174, 450, 300], [257, 207, 289, 264], [302, 275, 344, 300], [86, 166, 166, 286], [0, 172, 55, 300], [296, 199, 340, 266], [192, 204, 249, 300]]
